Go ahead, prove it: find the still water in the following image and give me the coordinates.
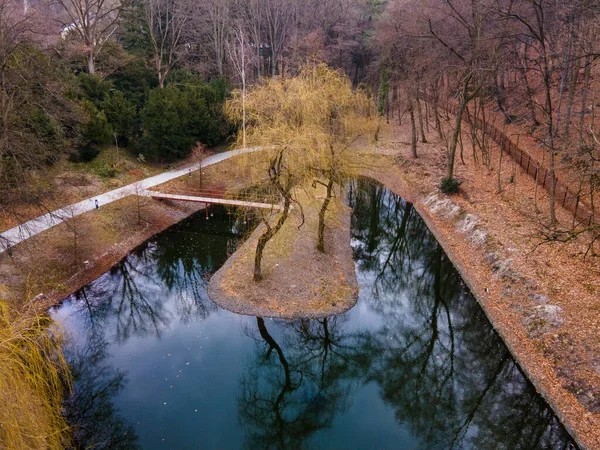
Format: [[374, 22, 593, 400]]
[[53, 182, 576, 449]]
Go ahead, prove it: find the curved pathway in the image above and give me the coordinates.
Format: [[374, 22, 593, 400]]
[[0, 147, 260, 254]]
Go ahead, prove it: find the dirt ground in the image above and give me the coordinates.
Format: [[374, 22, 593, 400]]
[[208, 186, 358, 319], [0, 146, 206, 233], [361, 121, 600, 450], [0, 154, 244, 315]]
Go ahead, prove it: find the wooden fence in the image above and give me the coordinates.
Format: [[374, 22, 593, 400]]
[[440, 99, 597, 228]]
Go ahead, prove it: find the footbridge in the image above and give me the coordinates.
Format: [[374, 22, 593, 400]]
[[144, 189, 283, 211]]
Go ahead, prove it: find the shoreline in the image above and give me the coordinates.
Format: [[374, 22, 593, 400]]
[[10, 199, 207, 314], [362, 165, 597, 450]]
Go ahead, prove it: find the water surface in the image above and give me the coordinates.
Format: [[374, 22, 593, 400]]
[[54, 182, 576, 449]]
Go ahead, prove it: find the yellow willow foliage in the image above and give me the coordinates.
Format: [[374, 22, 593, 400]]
[[225, 63, 377, 184], [0, 301, 72, 450]]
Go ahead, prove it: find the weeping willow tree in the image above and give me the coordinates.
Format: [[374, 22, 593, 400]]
[[298, 64, 376, 252], [226, 68, 318, 281], [0, 301, 71, 449], [227, 64, 376, 280]]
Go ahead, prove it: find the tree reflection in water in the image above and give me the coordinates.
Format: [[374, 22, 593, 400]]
[[67, 209, 248, 342], [350, 179, 575, 450], [237, 180, 575, 450], [239, 316, 362, 450], [61, 208, 248, 449], [58, 188, 576, 450], [63, 330, 140, 449]]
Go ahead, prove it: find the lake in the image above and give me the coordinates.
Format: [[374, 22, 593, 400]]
[[53, 181, 576, 449]]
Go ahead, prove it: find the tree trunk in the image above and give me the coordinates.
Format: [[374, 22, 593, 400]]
[[519, 42, 539, 127], [497, 139, 503, 193], [254, 199, 290, 281], [542, 54, 557, 225], [87, 54, 95, 75], [563, 59, 580, 137], [254, 159, 291, 282], [433, 92, 444, 141], [317, 177, 334, 253], [579, 56, 592, 149], [554, 38, 573, 137], [447, 89, 469, 180], [549, 150, 557, 224], [496, 70, 511, 123], [415, 97, 427, 143], [408, 98, 418, 158], [424, 96, 430, 133]]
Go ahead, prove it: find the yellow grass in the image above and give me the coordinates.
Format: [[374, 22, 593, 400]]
[[0, 301, 71, 450]]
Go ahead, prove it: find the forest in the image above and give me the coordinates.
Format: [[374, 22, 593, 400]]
[[0, 0, 598, 238], [1, 0, 600, 448]]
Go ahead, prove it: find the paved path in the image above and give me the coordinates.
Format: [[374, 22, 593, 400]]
[[0, 147, 260, 254]]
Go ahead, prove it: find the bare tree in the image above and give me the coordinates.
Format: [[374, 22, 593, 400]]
[[242, 0, 263, 80], [60, 203, 83, 259], [56, 0, 122, 74], [501, 0, 562, 224], [407, 96, 418, 158], [263, 0, 293, 76], [196, 0, 232, 77], [130, 182, 148, 225], [227, 23, 251, 149], [0, 1, 81, 227], [141, 0, 191, 87]]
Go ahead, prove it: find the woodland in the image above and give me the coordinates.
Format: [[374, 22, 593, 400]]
[[1, 0, 600, 448]]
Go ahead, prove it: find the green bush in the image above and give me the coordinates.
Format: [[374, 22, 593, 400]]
[[79, 74, 112, 108], [103, 91, 138, 146], [108, 60, 157, 110], [139, 86, 196, 161], [80, 100, 113, 149], [440, 177, 462, 194], [185, 85, 228, 147], [69, 144, 100, 163], [139, 81, 230, 161], [97, 162, 117, 178]]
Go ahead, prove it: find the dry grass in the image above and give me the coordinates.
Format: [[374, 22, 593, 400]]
[[0, 146, 203, 233], [208, 184, 358, 319], [0, 301, 71, 450]]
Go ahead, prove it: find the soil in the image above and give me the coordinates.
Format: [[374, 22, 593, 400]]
[[0, 154, 238, 315], [359, 121, 600, 450], [0, 146, 208, 233], [208, 186, 358, 320]]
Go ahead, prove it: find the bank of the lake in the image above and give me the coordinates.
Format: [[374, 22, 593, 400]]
[[1, 146, 592, 448], [0, 154, 249, 314], [357, 121, 600, 450]]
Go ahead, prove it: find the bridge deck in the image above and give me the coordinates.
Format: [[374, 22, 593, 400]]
[[145, 191, 283, 211]]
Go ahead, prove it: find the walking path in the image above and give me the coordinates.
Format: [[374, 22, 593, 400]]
[[0, 147, 260, 254]]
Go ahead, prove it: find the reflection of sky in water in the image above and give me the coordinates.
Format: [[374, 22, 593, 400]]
[[53, 184, 576, 450]]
